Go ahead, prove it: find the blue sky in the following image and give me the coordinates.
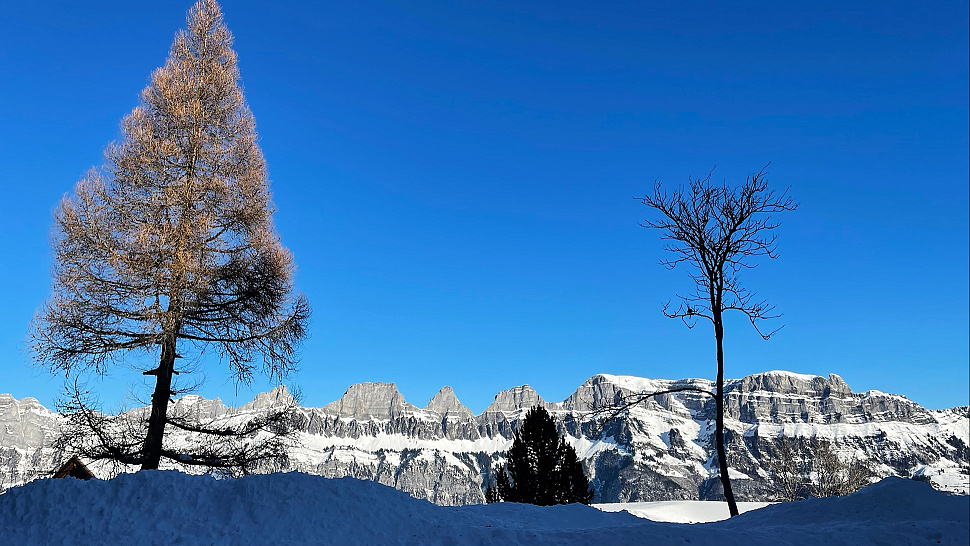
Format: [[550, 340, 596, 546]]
[[1, 0, 967, 413]]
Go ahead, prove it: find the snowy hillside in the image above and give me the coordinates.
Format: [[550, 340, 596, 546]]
[[0, 471, 966, 546], [1, 371, 968, 502]]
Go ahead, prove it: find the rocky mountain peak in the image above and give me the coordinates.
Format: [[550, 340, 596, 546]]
[[562, 375, 627, 411], [424, 386, 473, 419], [736, 371, 853, 398], [322, 382, 420, 419], [0, 393, 60, 450], [239, 385, 292, 411], [483, 385, 554, 413]]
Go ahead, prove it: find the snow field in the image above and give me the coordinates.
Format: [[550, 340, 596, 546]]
[[593, 500, 773, 523], [0, 471, 966, 546]]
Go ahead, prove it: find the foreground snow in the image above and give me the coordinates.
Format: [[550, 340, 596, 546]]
[[0, 472, 966, 546], [593, 500, 773, 523]]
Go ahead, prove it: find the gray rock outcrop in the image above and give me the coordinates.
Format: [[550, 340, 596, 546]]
[[322, 383, 421, 420]]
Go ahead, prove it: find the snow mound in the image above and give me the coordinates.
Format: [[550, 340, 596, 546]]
[[593, 500, 773, 523], [721, 476, 965, 525], [0, 472, 966, 546]]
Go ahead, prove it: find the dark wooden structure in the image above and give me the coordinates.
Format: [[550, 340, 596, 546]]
[[53, 456, 95, 480]]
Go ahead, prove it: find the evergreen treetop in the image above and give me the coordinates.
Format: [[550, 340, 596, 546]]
[[490, 405, 593, 505]]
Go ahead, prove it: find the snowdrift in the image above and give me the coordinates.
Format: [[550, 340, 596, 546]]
[[593, 499, 773, 523], [0, 472, 966, 546]]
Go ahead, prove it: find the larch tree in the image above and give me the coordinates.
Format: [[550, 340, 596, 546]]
[[638, 167, 796, 516], [28, 0, 309, 474]]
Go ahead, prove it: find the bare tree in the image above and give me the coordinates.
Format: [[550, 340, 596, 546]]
[[764, 437, 873, 501], [764, 437, 807, 501], [638, 167, 796, 516], [28, 0, 309, 474], [809, 439, 872, 497], [0, 460, 9, 495], [810, 438, 843, 498], [840, 455, 874, 496]]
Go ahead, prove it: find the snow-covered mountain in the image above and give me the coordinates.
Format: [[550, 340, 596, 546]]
[[1, 371, 967, 504]]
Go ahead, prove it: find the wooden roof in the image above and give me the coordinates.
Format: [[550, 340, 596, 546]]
[[53, 455, 95, 480]]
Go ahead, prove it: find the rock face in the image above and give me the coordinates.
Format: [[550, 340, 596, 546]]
[[0, 394, 62, 488], [240, 386, 291, 412], [484, 385, 551, 413], [1, 371, 968, 503], [322, 382, 420, 419], [425, 386, 473, 419]]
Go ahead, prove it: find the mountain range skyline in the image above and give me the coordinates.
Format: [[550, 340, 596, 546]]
[[8, 363, 969, 417], [3, 369, 967, 502]]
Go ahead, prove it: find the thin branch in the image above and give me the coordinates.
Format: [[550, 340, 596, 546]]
[[588, 386, 715, 425]]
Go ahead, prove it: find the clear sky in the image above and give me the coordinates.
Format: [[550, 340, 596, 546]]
[[1, 0, 967, 413]]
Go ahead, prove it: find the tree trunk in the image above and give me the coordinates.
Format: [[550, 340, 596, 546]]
[[141, 331, 177, 470], [714, 310, 740, 517]]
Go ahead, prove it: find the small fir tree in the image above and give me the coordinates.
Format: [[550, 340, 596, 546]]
[[493, 405, 593, 505]]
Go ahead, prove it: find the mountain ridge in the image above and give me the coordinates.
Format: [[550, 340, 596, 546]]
[[1, 370, 967, 504]]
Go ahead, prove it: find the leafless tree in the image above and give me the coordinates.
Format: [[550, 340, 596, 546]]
[[28, 0, 309, 474], [840, 456, 874, 496], [809, 439, 872, 497], [636, 166, 796, 516], [764, 437, 873, 501], [0, 461, 9, 495], [810, 438, 844, 498], [764, 437, 808, 501]]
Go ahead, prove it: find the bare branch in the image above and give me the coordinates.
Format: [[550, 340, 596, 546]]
[[638, 165, 796, 335], [588, 385, 715, 426]]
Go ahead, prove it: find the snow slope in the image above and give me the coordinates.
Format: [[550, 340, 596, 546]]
[[593, 500, 773, 523], [0, 472, 966, 546]]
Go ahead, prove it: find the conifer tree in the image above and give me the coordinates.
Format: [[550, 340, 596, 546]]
[[493, 405, 593, 505], [484, 482, 501, 504], [555, 436, 595, 504], [29, 0, 309, 474]]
